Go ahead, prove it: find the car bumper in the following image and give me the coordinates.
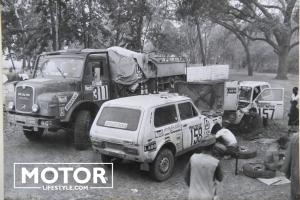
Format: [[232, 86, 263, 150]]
[[91, 139, 143, 162], [7, 113, 60, 129]]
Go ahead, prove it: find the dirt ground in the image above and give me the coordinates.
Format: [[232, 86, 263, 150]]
[[3, 69, 299, 200]]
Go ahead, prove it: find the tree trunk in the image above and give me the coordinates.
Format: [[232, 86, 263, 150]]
[[195, 18, 206, 66], [244, 44, 253, 76], [7, 47, 16, 71], [49, 0, 57, 50], [275, 46, 289, 79]]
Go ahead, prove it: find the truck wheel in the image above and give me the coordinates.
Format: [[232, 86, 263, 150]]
[[150, 148, 174, 181], [23, 128, 44, 141], [74, 110, 92, 150]]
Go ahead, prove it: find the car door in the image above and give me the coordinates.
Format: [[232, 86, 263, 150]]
[[223, 81, 239, 111], [153, 104, 182, 151], [254, 88, 284, 119], [178, 101, 202, 149]]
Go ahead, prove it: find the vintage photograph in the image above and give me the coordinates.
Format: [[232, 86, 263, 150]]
[[2, 0, 299, 199]]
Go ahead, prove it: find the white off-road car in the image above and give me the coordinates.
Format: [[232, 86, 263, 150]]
[[90, 93, 222, 181]]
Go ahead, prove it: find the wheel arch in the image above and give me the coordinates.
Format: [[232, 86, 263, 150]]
[[156, 142, 177, 158], [67, 101, 101, 122]]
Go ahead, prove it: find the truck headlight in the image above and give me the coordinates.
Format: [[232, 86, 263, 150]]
[[32, 104, 39, 112], [8, 101, 14, 110], [58, 96, 68, 103]]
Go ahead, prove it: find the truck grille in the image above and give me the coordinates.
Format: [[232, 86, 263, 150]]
[[16, 86, 34, 113]]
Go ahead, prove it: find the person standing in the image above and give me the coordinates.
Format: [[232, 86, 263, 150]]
[[288, 87, 299, 133], [184, 144, 223, 200], [282, 134, 299, 200]]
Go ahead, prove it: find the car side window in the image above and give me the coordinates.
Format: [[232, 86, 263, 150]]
[[154, 105, 178, 127], [178, 102, 198, 120]]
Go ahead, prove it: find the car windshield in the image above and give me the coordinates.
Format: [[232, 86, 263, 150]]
[[239, 86, 252, 101], [36, 57, 84, 78], [97, 107, 141, 131]]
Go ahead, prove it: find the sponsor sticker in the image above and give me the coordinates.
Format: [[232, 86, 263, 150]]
[[65, 92, 79, 111], [14, 163, 113, 190], [227, 87, 237, 94], [104, 121, 128, 129]]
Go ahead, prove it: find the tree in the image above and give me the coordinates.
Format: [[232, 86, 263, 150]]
[[179, 0, 299, 79], [176, 2, 208, 65]]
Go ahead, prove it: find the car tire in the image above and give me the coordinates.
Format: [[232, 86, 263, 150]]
[[150, 148, 174, 182], [243, 163, 276, 178], [237, 146, 257, 159], [74, 110, 92, 150], [23, 128, 44, 141]]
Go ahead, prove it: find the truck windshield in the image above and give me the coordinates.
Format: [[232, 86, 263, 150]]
[[97, 107, 141, 131], [36, 57, 84, 78], [239, 86, 252, 101]]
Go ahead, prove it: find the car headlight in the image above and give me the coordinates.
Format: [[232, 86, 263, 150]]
[[8, 101, 14, 110], [32, 104, 39, 112]]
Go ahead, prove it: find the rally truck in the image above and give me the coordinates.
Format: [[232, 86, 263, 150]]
[[6, 47, 186, 150], [90, 93, 222, 181]]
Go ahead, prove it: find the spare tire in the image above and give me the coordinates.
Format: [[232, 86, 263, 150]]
[[243, 163, 276, 179], [213, 142, 227, 155], [237, 146, 257, 159]]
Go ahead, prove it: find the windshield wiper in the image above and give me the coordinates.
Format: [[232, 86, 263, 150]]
[[56, 66, 66, 79]]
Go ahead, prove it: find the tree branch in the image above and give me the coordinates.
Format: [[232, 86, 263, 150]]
[[239, 30, 279, 53], [291, 26, 299, 34], [277, 0, 286, 11], [260, 4, 284, 14], [246, 0, 274, 19], [289, 41, 299, 51], [284, 0, 297, 23]]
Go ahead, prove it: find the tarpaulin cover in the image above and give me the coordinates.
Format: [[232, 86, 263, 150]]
[[107, 46, 148, 85]]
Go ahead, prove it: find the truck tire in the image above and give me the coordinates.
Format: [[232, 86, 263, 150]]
[[243, 163, 276, 179], [74, 110, 92, 150], [150, 148, 174, 182], [23, 128, 44, 141], [237, 146, 257, 159]]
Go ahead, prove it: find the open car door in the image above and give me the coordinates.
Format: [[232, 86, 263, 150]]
[[223, 81, 239, 111], [254, 88, 284, 119]]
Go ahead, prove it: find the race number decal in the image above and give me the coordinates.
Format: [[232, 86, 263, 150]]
[[93, 85, 108, 100], [258, 108, 275, 119], [257, 104, 275, 119], [190, 124, 203, 145]]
